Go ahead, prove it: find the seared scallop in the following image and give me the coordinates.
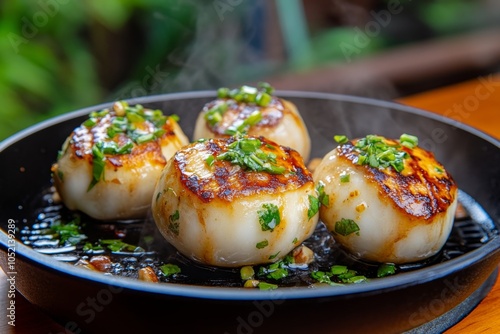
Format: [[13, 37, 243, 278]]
[[151, 134, 319, 267], [193, 83, 311, 162], [313, 134, 458, 264], [51, 101, 189, 221]]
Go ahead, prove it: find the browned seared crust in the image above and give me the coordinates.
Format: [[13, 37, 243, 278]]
[[65, 112, 181, 169], [337, 140, 457, 219], [204, 97, 286, 135], [174, 136, 313, 202]]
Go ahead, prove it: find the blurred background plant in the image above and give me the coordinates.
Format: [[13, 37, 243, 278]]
[[1, 0, 499, 140]]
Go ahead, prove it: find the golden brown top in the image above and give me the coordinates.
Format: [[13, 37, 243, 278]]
[[174, 135, 313, 202], [203, 97, 286, 136], [63, 104, 181, 169], [338, 136, 457, 219]]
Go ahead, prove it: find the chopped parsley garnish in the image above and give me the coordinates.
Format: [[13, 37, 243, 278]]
[[334, 218, 360, 236], [258, 203, 281, 232], [308, 195, 320, 219], [377, 263, 397, 278], [216, 135, 287, 174], [168, 210, 180, 236], [256, 240, 269, 249], [88, 144, 106, 191], [316, 181, 329, 206], [83, 242, 104, 252], [50, 216, 86, 245], [435, 166, 444, 173], [160, 264, 181, 277]]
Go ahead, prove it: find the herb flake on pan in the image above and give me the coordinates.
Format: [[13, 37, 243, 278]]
[[258, 203, 280, 232], [377, 263, 397, 278], [160, 264, 181, 277], [311, 264, 367, 285], [50, 215, 87, 245], [334, 218, 360, 236], [99, 239, 144, 253]]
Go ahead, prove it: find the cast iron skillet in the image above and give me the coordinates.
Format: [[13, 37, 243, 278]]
[[0, 91, 499, 334]]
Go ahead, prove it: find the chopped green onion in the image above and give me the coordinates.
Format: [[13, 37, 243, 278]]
[[400, 133, 419, 149], [217, 87, 230, 98], [340, 174, 350, 183], [377, 263, 396, 278], [258, 282, 278, 290], [205, 154, 215, 167], [100, 239, 144, 253], [334, 135, 349, 144], [160, 264, 181, 277], [256, 92, 272, 107]]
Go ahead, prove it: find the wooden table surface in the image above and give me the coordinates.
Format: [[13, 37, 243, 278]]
[[1, 73, 499, 333]]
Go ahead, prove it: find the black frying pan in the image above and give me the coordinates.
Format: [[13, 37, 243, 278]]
[[0, 91, 499, 334]]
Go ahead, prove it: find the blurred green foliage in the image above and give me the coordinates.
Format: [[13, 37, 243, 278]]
[[0, 0, 199, 140], [0, 0, 497, 140]]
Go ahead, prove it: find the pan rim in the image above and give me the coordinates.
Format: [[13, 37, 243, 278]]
[[1, 90, 499, 301]]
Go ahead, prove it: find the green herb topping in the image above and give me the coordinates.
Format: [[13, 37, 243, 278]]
[[168, 210, 180, 236], [208, 83, 275, 131], [336, 134, 418, 173], [316, 181, 329, 206], [334, 135, 349, 144], [217, 82, 275, 107], [50, 215, 87, 245], [256, 240, 269, 249], [340, 173, 350, 183], [377, 263, 397, 278], [84, 101, 177, 191], [99, 239, 145, 253], [308, 195, 320, 219], [216, 135, 287, 174], [258, 282, 278, 290], [311, 264, 367, 285], [334, 218, 360, 236], [225, 110, 262, 135], [160, 264, 181, 277], [258, 203, 281, 232]]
